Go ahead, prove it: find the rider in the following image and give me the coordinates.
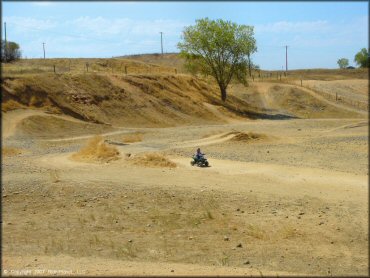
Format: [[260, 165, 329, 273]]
[[195, 148, 205, 161]]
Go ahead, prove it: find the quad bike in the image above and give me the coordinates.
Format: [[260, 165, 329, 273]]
[[191, 155, 209, 167]]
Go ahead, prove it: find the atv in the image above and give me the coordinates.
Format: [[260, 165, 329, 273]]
[[191, 155, 209, 167]]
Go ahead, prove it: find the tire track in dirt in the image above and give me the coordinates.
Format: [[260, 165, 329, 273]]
[[2, 109, 87, 139], [171, 156, 367, 188], [254, 82, 367, 116], [285, 83, 367, 115]]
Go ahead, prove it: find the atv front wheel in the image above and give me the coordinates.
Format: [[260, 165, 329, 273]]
[[190, 161, 195, 166]]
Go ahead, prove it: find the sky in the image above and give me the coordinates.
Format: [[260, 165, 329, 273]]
[[2, 1, 369, 70]]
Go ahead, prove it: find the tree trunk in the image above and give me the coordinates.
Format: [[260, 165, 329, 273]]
[[220, 86, 227, 102], [247, 53, 252, 77]]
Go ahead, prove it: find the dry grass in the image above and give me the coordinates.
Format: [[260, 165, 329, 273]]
[[224, 131, 270, 142], [122, 132, 144, 143], [232, 132, 268, 141], [1, 57, 178, 77], [71, 135, 120, 163], [2, 100, 25, 112], [2, 70, 230, 127], [245, 224, 268, 240], [130, 152, 176, 168], [2, 147, 23, 157], [279, 226, 304, 239], [49, 169, 61, 183]]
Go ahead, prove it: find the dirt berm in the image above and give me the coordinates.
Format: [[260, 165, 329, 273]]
[[2, 73, 269, 127]]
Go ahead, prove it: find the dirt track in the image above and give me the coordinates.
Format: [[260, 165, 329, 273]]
[[2, 84, 368, 276]]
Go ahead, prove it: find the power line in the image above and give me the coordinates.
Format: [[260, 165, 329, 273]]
[[42, 42, 46, 59], [160, 32, 163, 55], [4, 22, 7, 59], [285, 45, 288, 72]]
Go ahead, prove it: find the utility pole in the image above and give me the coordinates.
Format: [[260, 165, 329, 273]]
[[285, 45, 288, 73], [160, 32, 163, 55], [4, 22, 7, 61]]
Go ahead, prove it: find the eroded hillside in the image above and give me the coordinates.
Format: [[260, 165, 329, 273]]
[[2, 72, 261, 127], [2, 57, 366, 128]]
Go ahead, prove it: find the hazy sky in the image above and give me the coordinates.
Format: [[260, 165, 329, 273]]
[[2, 1, 368, 69]]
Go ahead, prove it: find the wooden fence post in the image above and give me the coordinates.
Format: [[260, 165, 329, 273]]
[[53, 65, 56, 73]]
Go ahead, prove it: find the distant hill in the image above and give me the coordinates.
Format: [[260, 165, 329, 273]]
[[116, 53, 186, 73]]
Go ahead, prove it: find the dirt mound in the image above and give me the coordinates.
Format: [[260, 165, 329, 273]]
[[232, 132, 269, 141], [2, 99, 26, 112], [71, 136, 120, 163], [2, 73, 256, 127], [16, 115, 113, 139], [225, 131, 271, 143], [130, 153, 176, 168], [122, 132, 144, 143], [267, 85, 362, 118]]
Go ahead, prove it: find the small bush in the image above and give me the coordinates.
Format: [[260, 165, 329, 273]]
[[2, 100, 25, 112], [122, 132, 144, 143], [130, 152, 176, 168], [71, 135, 120, 163]]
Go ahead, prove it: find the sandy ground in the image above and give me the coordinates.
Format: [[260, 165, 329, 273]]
[[2, 80, 369, 276]]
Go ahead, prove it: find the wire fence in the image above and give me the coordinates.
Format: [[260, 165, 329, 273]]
[[257, 76, 369, 112], [302, 84, 369, 111], [1, 59, 180, 76]]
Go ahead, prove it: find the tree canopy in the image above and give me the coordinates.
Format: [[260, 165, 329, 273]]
[[1, 41, 21, 62], [337, 58, 349, 69], [178, 18, 257, 101], [354, 48, 369, 68]]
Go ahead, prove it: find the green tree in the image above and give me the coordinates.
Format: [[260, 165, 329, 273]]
[[337, 58, 349, 69], [178, 18, 257, 101], [354, 48, 369, 68], [1, 40, 22, 62]]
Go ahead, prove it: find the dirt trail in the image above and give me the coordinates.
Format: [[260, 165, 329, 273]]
[[3, 106, 368, 276], [298, 85, 367, 115], [171, 157, 366, 188], [4, 255, 301, 276], [253, 82, 367, 116], [323, 120, 368, 133], [166, 132, 237, 149], [2, 109, 87, 139]]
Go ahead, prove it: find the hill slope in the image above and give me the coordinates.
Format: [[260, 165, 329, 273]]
[[2, 57, 366, 128], [2, 72, 263, 127]]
